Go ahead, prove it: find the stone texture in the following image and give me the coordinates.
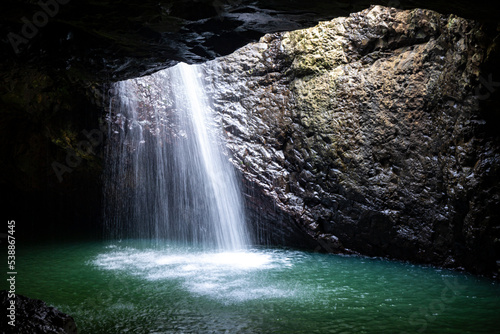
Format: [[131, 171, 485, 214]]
[[203, 5, 500, 276], [0, 290, 78, 334]]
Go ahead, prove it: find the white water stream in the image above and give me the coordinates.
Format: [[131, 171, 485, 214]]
[[104, 63, 250, 250]]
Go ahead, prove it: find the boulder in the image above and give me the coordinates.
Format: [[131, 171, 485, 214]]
[[204, 5, 500, 276]]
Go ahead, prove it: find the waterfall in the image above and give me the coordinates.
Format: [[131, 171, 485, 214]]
[[104, 63, 250, 250]]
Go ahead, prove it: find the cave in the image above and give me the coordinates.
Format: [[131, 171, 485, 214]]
[[1, 1, 500, 333]]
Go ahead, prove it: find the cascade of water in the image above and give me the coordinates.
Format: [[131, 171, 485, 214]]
[[103, 63, 250, 250]]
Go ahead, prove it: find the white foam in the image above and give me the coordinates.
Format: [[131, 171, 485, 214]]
[[92, 247, 295, 303]]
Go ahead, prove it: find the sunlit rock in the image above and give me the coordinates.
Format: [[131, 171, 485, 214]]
[[206, 5, 500, 275]]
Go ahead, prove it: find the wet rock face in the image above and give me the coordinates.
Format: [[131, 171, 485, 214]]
[[204, 6, 500, 275], [0, 290, 78, 334]]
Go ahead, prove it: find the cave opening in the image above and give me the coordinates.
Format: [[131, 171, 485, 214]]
[[1, 1, 500, 333]]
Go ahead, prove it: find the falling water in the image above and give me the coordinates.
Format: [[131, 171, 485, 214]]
[[104, 63, 250, 250]]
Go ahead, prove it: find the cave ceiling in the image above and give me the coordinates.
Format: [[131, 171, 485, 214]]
[[1, 0, 499, 81]]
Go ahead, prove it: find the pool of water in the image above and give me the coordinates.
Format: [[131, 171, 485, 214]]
[[10, 240, 500, 333]]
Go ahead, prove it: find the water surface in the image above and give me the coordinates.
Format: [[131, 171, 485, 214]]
[[13, 240, 500, 333]]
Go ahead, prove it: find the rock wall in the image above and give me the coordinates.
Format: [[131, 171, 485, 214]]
[[0, 64, 104, 239], [203, 5, 500, 276]]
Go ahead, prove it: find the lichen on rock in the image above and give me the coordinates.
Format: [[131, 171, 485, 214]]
[[206, 5, 500, 276]]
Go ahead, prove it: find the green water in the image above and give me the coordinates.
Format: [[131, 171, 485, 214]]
[[6, 240, 500, 333]]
